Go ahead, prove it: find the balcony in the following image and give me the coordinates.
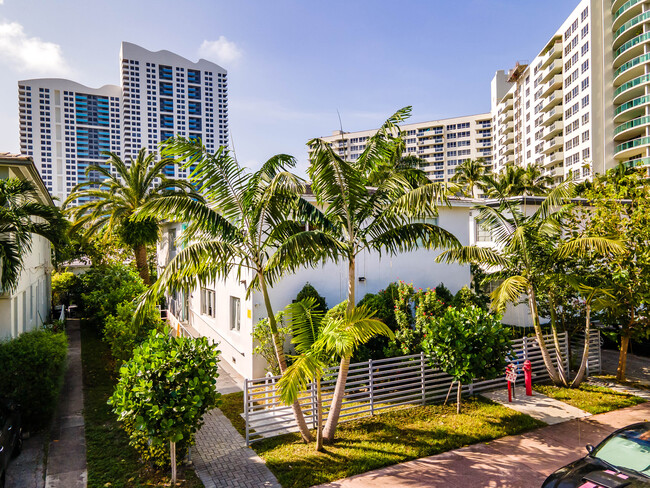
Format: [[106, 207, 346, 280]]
[[540, 60, 562, 84], [543, 122, 563, 141], [614, 73, 650, 105], [548, 151, 564, 164], [614, 135, 650, 159], [614, 52, 650, 86], [614, 94, 650, 123], [540, 42, 562, 70], [541, 92, 563, 112], [613, 0, 644, 31], [540, 75, 563, 98], [542, 107, 563, 126], [543, 136, 564, 155], [614, 115, 650, 141], [503, 144, 515, 156], [614, 11, 650, 49]]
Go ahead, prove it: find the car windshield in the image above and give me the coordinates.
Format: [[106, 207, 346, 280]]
[[593, 426, 650, 477]]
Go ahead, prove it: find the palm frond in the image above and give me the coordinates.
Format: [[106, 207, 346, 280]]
[[490, 275, 529, 312]]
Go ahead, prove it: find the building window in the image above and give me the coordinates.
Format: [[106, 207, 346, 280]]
[[201, 288, 215, 317], [475, 219, 491, 242], [230, 296, 241, 331]]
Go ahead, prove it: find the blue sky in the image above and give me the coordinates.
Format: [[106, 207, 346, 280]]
[[0, 0, 579, 175]]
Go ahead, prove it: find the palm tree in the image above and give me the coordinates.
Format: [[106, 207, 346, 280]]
[[0, 178, 65, 291], [451, 158, 490, 198], [305, 107, 460, 442], [277, 298, 393, 451], [437, 181, 623, 385], [64, 148, 200, 284], [136, 141, 331, 443], [484, 164, 552, 198]]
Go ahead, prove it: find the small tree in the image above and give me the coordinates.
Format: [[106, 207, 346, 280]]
[[252, 311, 290, 375], [422, 306, 512, 413], [295, 282, 328, 313], [109, 330, 221, 485]]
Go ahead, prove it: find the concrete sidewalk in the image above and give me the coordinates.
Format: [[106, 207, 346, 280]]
[[44, 319, 87, 488], [482, 389, 591, 425], [315, 402, 650, 488]]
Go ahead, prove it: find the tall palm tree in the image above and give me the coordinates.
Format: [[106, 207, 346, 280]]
[[0, 178, 65, 291], [136, 141, 331, 443], [305, 107, 460, 442], [451, 158, 490, 198], [277, 298, 393, 451], [437, 181, 623, 385], [64, 148, 200, 284], [484, 164, 552, 198]]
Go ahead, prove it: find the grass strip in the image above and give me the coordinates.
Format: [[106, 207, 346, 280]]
[[81, 322, 203, 488], [223, 394, 543, 488], [533, 383, 646, 414]]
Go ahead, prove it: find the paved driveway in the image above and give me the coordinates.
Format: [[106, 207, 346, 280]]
[[315, 402, 650, 488]]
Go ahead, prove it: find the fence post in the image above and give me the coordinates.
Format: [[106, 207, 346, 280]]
[[564, 332, 570, 374], [369, 359, 374, 416], [522, 336, 528, 361], [244, 378, 250, 447], [311, 378, 317, 429], [597, 330, 602, 374], [420, 352, 426, 405]]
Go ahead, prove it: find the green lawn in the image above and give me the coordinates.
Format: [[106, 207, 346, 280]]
[[533, 383, 647, 414], [239, 397, 543, 488], [81, 322, 203, 488]]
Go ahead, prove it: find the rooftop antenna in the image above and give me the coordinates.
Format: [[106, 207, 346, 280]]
[[337, 109, 347, 160]]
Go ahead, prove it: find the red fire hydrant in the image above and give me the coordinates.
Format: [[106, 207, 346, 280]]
[[506, 364, 517, 402], [523, 360, 533, 396]]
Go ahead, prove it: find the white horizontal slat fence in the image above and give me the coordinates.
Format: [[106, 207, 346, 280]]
[[244, 331, 599, 445]]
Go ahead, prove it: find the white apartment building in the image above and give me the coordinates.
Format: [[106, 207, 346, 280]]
[[0, 154, 54, 339], [18, 42, 228, 203], [157, 199, 475, 379], [491, 0, 650, 182], [315, 114, 493, 182]]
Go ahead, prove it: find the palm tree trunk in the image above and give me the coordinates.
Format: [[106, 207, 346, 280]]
[[134, 244, 151, 285], [323, 259, 355, 443], [571, 302, 590, 387], [527, 285, 561, 384], [316, 376, 323, 452], [548, 292, 569, 386], [259, 273, 313, 443], [456, 381, 462, 414], [617, 317, 634, 382]]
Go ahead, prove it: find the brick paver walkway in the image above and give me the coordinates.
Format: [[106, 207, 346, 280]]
[[192, 361, 280, 488]]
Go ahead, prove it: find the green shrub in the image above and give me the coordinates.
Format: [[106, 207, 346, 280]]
[[109, 330, 221, 469], [422, 306, 512, 412], [78, 263, 147, 326], [103, 301, 165, 364], [295, 282, 328, 313], [451, 285, 489, 311], [51, 271, 79, 307], [252, 312, 290, 375], [0, 329, 68, 431]]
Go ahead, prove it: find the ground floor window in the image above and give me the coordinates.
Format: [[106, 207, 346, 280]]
[[230, 296, 240, 331], [200, 288, 215, 317]]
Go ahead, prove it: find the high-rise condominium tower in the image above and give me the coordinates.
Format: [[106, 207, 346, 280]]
[[492, 0, 650, 183], [314, 113, 493, 183], [18, 42, 228, 203]]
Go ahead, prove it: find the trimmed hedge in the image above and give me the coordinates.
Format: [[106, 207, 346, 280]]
[[0, 329, 68, 431]]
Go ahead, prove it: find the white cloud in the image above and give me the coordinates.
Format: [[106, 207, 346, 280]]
[[0, 22, 71, 75], [198, 36, 242, 65]]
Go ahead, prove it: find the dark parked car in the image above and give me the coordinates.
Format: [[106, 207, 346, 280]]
[[542, 422, 650, 487], [0, 400, 21, 488]]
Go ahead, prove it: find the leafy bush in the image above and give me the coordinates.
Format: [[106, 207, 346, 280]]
[[0, 329, 68, 431], [252, 311, 290, 375], [295, 282, 328, 313], [51, 271, 79, 307], [109, 330, 221, 469], [451, 285, 489, 311], [422, 306, 512, 412], [103, 301, 165, 364], [78, 263, 147, 326]]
